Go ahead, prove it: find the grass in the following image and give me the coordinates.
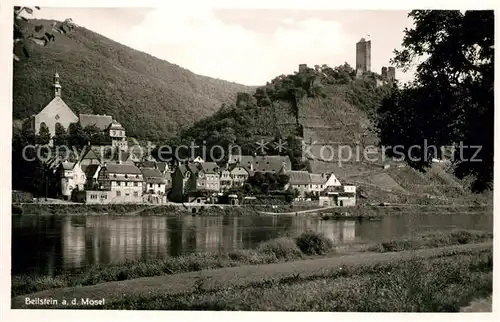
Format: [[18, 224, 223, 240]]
[[367, 230, 493, 253], [11, 229, 492, 297], [102, 249, 493, 311]]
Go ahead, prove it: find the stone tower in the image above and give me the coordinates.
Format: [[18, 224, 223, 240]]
[[53, 72, 61, 97], [356, 38, 371, 75], [387, 67, 396, 80]]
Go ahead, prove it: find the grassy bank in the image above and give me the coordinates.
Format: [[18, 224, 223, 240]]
[[104, 249, 492, 311], [11, 230, 492, 297], [12, 201, 491, 217], [367, 230, 493, 253]]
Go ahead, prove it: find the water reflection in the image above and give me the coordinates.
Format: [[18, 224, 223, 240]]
[[11, 211, 492, 276]]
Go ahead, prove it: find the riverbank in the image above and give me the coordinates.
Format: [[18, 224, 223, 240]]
[[12, 201, 491, 217], [11, 229, 493, 297], [12, 242, 493, 311]]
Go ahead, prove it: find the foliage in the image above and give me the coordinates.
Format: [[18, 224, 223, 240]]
[[256, 237, 303, 260], [36, 122, 51, 145], [13, 7, 75, 62], [376, 10, 494, 192], [154, 63, 391, 168]]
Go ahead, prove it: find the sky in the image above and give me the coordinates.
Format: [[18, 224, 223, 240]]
[[32, 7, 416, 86]]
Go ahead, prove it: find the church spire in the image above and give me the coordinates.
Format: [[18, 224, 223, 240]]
[[53, 71, 61, 97]]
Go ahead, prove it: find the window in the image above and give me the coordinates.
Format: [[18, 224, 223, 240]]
[[133, 192, 138, 197], [113, 174, 117, 178], [150, 183, 153, 188], [116, 191, 121, 197], [134, 182, 138, 186]]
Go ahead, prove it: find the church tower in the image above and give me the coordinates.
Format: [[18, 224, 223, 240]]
[[53, 72, 61, 97]]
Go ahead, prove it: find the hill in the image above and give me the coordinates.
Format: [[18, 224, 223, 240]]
[[13, 19, 253, 141], [158, 63, 484, 203]]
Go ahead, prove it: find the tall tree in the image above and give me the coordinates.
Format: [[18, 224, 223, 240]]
[[53, 123, 68, 146], [36, 123, 51, 145], [376, 10, 493, 191]]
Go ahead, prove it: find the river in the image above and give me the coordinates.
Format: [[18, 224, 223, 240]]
[[11, 211, 492, 276]]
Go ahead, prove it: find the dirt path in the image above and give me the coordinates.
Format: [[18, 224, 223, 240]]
[[11, 242, 492, 309]]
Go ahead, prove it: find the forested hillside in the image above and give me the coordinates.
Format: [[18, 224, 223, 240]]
[[13, 19, 253, 140]]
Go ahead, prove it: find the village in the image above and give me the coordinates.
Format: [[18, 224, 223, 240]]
[[21, 72, 358, 209]]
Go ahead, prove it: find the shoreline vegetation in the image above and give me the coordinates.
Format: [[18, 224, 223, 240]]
[[11, 202, 492, 217], [12, 229, 493, 298]]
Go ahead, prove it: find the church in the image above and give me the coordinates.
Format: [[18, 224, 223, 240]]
[[30, 72, 128, 151]]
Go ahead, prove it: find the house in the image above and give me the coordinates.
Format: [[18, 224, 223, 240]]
[[286, 170, 312, 197], [230, 165, 249, 187], [141, 168, 167, 195], [108, 120, 127, 151], [57, 160, 86, 200], [319, 185, 357, 207], [74, 163, 144, 204], [30, 73, 79, 145], [196, 162, 220, 192]]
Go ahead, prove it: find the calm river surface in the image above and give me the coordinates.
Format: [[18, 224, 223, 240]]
[[12, 212, 492, 276]]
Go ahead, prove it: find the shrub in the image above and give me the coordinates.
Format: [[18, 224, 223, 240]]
[[295, 231, 334, 255], [256, 237, 303, 260]]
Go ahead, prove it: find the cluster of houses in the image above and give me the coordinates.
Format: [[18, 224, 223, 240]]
[[43, 149, 356, 207], [31, 72, 357, 207]]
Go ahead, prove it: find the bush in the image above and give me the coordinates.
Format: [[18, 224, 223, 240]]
[[295, 231, 334, 255], [256, 237, 303, 260]]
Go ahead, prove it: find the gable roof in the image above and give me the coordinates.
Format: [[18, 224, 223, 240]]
[[79, 114, 113, 130], [310, 173, 327, 185], [138, 161, 156, 169], [37, 97, 78, 120], [288, 171, 311, 185], [109, 120, 125, 130], [79, 147, 101, 163], [199, 162, 219, 174], [103, 163, 142, 175], [187, 163, 200, 175]]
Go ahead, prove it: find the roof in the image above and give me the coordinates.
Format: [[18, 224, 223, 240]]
[[288, 171, 311, 185], [156, 162, 168, 172], [310, 173, 327, 185], [141, 168, 163, 178], [103, 163, 142, 175], [137, 161, 156, 169], [229, 155, 291, 173], [79, 148, 101, 163], [199, 162, 219, 174], [187, 163, 200, 175], [79, 114, 113, 130], [84, 164, 100, 178]]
